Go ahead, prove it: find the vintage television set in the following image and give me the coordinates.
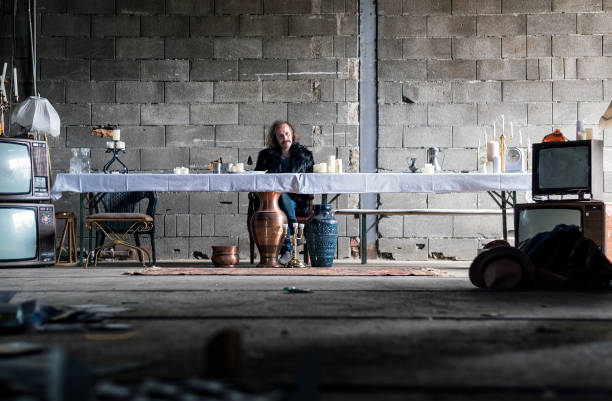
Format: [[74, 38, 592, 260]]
[[514, 201, 612, 260], [0, 203, 55, 266], [0, 136, 51, 201], [532, 139, 603, 200]]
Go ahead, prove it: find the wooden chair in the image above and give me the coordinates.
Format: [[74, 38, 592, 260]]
[[85, 192, 157, 268], [247, 192, 313, 265]]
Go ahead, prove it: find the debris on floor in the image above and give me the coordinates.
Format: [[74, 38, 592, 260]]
[[283, 287, 312, 294]]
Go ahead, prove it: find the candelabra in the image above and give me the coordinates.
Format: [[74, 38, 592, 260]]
[[282, 223, 305, 268], [103, 146, 128, 174]]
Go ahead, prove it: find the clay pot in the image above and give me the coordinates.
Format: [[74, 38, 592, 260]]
[[249, 192, 287, 267], [211, 245, 239, 268]]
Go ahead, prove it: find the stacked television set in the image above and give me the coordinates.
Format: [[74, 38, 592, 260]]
[[0, 136, 55, 266], [515, 139, 612, 260]]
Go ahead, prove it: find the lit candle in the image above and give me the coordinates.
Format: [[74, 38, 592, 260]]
[[12, 67, 17, 98], [116, 141, 125, 150], [112, 129, 120, 141], [106, 141, 115, 149]]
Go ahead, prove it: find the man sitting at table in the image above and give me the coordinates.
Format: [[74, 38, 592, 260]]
[[255, 120, 314, 264]]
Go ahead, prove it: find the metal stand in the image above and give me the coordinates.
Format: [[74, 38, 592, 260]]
[[103, 148, 128, 174]]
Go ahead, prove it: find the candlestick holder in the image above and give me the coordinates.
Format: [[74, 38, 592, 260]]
[[282, 223, 305, 268], [103, 147, 128, 174]]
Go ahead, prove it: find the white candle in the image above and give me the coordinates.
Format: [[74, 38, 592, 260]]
[[335, 159, 343, 173], [12, 67, 17, 98], [116, 141, 125, 150], [298, 223, 305, 230], [493, 155, 501, 173], [423, 163, 434, 174], [106, 141, 115, 149], [327, 155, 336, 173], [486, 141, 499, 161], [282, 224, 288, 232], [236, 162, 244, 172], [292, 222, 298, 231], [493, 121, 496, 138], [585, 128, 594, 140], [0, 63, 6, 101], [112, 129, 121, 141], [501, 115, 504, 135], [518, 129, 523, 147]]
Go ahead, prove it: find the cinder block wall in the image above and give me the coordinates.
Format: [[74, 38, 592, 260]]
[[32, 0, 360, 261], [376, 0, 612, 260]]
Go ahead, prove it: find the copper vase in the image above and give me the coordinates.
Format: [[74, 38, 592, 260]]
[[211, 245, 239, 268], [249, 192, 287, 267]]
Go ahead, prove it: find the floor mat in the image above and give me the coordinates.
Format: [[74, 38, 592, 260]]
[[123, 266, 448, 276]]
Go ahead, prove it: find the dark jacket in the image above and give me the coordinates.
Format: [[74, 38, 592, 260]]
[[255, 143, 314, 217]]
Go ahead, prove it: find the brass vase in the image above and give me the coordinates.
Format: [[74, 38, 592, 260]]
[[211, 245, 239, 268], [249, 192, 287, 267]]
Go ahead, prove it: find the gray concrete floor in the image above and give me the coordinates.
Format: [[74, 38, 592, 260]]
[[2, 260, 612, 400]]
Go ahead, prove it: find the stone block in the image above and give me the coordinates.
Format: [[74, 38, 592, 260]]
[[263, 37, 333, 59], [92, 16, 140, 37], [427, 16, 476, 37], [263, 81, 312, 102], [189, 214, 202, 236], [38, 81, 66, 103], [528, 103, 552, 125], [92, 104, 140, 125], [54, 104, 91, 125], [527, 35, 552, 57], [552, 102, 578, 125], [214, 38, 262, 59], [378, 104, 427, 125], [528, 14, 577, 35], [578, 57, 612, 79], [378, 238, 428, 261], [377, 0, 402, 14], [477, 103, 527, 125], [214, 214, 245, 236], [378, 215, 403, 237], [428, 60, 476, 80], [553, 80, 603, 102], [378, 82, 401, 104], [165, 215, 177, 237], [166, 0, 213, 15], [142, 16, 189, 37], [156, 192, 190, 214], [165, 38, 213, 59], [141, 104, 189, 125], [477, 14, 526, 37], [527, 58, 539, 80], [190, 16, 237, 36], [117, 0, 164, 15], [452, 125, 484, 148], [477, 59, 526, 81], [404, 0, 452, 14], [66, 38, 114, 59], [605, 36, 612, 56], [40, 59, 89, 81], [379, 193, 427, 209], [287, 103, 337, 124], [191, 60, 238, 81], [214, 81, 261, 103], [578, 13, 612, 34], [502, 0, 550, 13], [452, 81, 501, 103], [404, 126, 453, 148], [452, 0, 501, 14], [401, 38, 449, 59], [119, 126, 166, 149], [578, 101, 610, 124], [116, 82, 164, 103], [378, 60, 426, 81], [428, 104, 477, 126], [442, 148, 477, 172], [378, 148, 424, 171], [239, 60, 287, 81], [264, 0, 312, 14], [539, 58, 552, 79], [166, 125, 215, 148], [429, 238, 478, 261], [66, 81, 114, 104], [502, 36, 526, 58], [404, 215, 453, 237], [289, 15, 338, 36], [552, 35, 602, 57], [402, 81, 451, 103], [453, 37, 500, 60], [157, 237, 189, 260], [166, 82, 213, 103], [216, 0, 261, 14], [188, 192, 239, 214], [42, 14, 89, 36], [192, 104, 239, 124], [337, 102, 359, 125], [65, 126, 96, 148], [239, 15, 287, 36], [503, 81, 552, 103], [141, 147, 189, 170], [238, 103, 287, 124], [216, 125, 265, 148], [116, 38, 164, 59], [91, 60, 140, 81], [288, 59, 337, 80], [176, 214, 190, 237], [142, 60, 189, 81]]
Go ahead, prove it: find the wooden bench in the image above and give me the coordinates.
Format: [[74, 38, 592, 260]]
[[333, 208, 514, 264]]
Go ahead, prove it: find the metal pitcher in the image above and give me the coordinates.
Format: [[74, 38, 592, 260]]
[[426, 147, 442, 172]]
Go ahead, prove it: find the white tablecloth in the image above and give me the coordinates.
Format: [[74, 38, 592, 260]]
[[51, 172, 532, 200]]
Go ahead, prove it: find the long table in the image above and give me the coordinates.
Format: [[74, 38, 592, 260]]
[[51, 172, 532, 265]]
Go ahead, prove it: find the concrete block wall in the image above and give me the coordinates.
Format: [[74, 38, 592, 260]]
[[27, 0, 359, 261], [377, 0, 612, 261]]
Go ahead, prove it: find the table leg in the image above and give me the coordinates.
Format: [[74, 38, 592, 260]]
[[501, 190, 507, 241], [361, 214, 367, 264], [79, 193, 85, 267]]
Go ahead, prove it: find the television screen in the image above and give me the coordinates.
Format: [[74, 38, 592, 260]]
[[0, 207, 37, 260], [0, 141, 32, 195], [537, 145, 589, 191], [517, 207, 581, 244]]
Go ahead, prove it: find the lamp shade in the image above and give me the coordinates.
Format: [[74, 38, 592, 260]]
[[11, 96, 60, 137], [600, 100, 612, 129]]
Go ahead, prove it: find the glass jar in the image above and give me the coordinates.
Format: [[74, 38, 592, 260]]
[[80, 148, 91, 173], [69, 149, 81, 174]]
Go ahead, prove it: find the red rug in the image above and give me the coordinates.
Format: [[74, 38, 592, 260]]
[[123, 266, 447, 276]]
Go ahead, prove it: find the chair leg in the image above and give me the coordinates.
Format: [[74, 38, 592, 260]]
[[135, 233, 143, 263], [150, 232, 156, 266]]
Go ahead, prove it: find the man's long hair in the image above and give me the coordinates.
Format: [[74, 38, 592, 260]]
[[266, 120, 299, 149]]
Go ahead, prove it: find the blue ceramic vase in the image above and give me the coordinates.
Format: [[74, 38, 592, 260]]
[[305, 204, 338, 267]]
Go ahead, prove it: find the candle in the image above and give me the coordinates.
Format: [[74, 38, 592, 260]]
[[585, 128, 594, 140], [106, 141, 115, 149], [335, 158, 343, 173], [236, 162, 244, 172], [112, 129, 120, 141], [12, 67, 17, 98], [493, 155, 501, 173], [292, 222, 298, 231], [518, 129, 523, 147], [423, 163, 434, 174], [486, 141, 499, 161], [327, 155, 336, 173], [501, 115, 504, 135], [299, 223, 305, 230], [0, 63, 6, 101], [116, 141, 125, 150], [493, 121, 496, 138], [282, 224, 288, 232]]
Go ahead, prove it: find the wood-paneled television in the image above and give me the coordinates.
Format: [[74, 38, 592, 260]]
[[0, 136, 51, 201]]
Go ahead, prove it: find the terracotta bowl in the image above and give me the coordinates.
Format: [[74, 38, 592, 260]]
[[211, 245, 239, 268]]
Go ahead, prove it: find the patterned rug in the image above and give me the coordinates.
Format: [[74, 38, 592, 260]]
[[123, 266, 447, 276]]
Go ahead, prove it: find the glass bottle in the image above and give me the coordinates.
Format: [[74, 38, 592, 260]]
[[80, 148, 91, 173], [69, 148, 82, 174]]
